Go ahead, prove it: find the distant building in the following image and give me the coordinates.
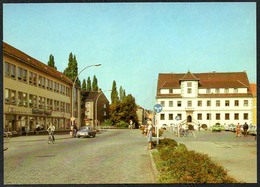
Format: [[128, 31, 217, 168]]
[[156, 71, 253, 129], [82, 90, 110, 127], [250, 83, 257, 126], [3, 42, 81, 133], [136, 106, 144, 126]]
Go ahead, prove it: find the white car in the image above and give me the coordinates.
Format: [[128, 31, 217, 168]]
[[248, 125, 257, 135]]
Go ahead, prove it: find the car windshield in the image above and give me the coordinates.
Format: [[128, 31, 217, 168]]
[[80, 129, 89, 132]]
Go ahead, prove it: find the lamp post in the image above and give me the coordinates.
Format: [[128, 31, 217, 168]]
[[95, 89, 112, 129], [70, 64, 101, 136]]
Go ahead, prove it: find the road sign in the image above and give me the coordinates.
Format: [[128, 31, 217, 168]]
[[175, 116, 180, 121], [154, 104, 163, 113]]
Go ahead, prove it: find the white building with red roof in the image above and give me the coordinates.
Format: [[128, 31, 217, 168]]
[[156, 71, 253, 129]]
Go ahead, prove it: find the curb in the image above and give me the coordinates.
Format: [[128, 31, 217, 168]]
[[149, 149, 159, 178]]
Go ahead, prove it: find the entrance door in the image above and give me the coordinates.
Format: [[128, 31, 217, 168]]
[[187, 115, 192, 123]]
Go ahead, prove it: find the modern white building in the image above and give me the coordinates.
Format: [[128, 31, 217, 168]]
[[155, 71, 253, 129]]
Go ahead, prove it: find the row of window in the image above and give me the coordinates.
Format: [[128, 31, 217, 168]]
[[160, 113, 249, 121], [5, 62, 71, 96], [168, 87, 239, 94], [160, 99, 249, 108], [5, 88, 71, 113]]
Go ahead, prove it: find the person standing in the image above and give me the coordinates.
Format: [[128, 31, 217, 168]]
[[243, 122, 249, 137], [147, 119, 153, 149], [25, 126, 30, 136], [47, 123, 55, 141], [236, 123, 241, 137], [129, 120, 133, 129], [73, 123, 78, 138]]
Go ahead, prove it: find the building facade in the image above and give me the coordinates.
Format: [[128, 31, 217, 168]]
[[3, 42, 81, 133], [156, 71, 253, 129], [82, 91, 110, 127], [250, 83, 257, 126]]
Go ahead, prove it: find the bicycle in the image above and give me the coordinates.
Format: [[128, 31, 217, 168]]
[[48, 131, 54, 144]]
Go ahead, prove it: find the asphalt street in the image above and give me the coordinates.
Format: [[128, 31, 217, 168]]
[[4, 129, 156, 184]]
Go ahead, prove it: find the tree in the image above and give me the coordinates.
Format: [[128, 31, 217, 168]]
[[111, 80, 119, 104], [86, 76, 91, 91], [92, 75, 98, 91], [63, 53, 80, 87], [82, 79, 86, 91], [47, 54, 57, 70]]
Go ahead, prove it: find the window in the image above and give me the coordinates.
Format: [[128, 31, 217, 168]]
[[197, 113, 202, 120], [103, 104, 107, 108], [225, 100, 230, 107], [207, 100, 211, 107], [234, 113, 239, 120], [66, 103, 71, 113], [177, 114, 182, 120], [29, 94, 37, 108], [169, 101, 173, 107], [187, 88, 192, 94], [39, 96, 45, 109], [18, 92, 23, 106], [18, 67, 27, 82], [104, 111, 107, 116], [197, 100, 202, 107], [187, 82, 192, 87], [169, 89, 173, 94], [160, 113, 165, 120], [206, 89, 210, 94], [216, 113, 220, 120], [225, 88, 229, 93], [169, 114, 173, 120], [177, 101, 181, 107], [160, 101, 165, 107], [49, 80, 53, 91], [187, 101, 192, 107], [244, 113, 248, 120], [234, 88, 238, 93], [225, 113, 230, 120], [216, 100, 220, 107], [54, 100, 59, 111], [5, 62, 16, 79], [234, 100, 239, 106], [29, 72, 37, 86], [207, 113, 211, 120], [5, 89, 10, 104], [244, 100, 248, 107], [10, 90, 16, 105]]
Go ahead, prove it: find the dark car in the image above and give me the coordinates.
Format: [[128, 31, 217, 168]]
[[76, 126, 96, 138]]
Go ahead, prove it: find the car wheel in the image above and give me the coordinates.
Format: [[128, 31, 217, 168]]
[[92, 134, 96, 137]]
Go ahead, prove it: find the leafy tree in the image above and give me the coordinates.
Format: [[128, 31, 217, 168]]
[[92, 75, 98, 91], [82, 79, 87, 91], [87, 76, 91, 91], [111, 80, 119, 104], [47, 54, 57, 69], [63, 53, 80, 87]]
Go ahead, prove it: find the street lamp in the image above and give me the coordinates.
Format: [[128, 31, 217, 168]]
[[70, 64, 101, 135], [95, 89, 112, 129]]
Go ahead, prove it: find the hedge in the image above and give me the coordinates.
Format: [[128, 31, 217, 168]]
[[154, 138, 238, 183]]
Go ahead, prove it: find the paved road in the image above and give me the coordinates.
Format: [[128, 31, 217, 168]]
[[4, 129, 156, 184], [162, 130, 257, 183]]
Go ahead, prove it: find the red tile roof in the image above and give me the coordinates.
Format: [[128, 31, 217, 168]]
[[3, 42, 73, 85], [250, 83, 257, 97], [157, 71, 253, 97]]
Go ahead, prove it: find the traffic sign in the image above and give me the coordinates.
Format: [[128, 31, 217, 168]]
[[154, 104, 163, 113], [175, 116, 180, 121]]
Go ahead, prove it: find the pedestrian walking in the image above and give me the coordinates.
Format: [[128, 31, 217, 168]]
[[129, 120, 133, 129], [47, 123, 55, 141], [243, 122, 249, 137], [25, 126, 30, 136], [73, 123, 78, 138], [36, 123, 40, 135], [147, 119, 153, 149], [236, 123, 241, 137]]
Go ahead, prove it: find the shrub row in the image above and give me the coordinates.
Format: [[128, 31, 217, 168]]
[[155, 138, 238, 183]]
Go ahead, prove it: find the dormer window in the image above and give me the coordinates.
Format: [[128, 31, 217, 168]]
[[169, 89, 173, 94], [187, 88, 192, 94]]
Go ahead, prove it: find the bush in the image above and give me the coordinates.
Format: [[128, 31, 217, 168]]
[[115, 120, 129, 128], [101, 119, 114, 126], [155, 139, 237, 183]]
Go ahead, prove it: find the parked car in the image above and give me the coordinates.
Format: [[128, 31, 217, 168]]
[[161, 124, 167, 130], [76, 126, 96, 138], [224, 124, 230, 131], [228, 124, 236, 132], [248, 125, 257, 135], [211, 123, 222, 132]]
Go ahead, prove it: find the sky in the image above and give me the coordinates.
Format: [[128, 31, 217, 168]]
[[3, 2, 256, 110]]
